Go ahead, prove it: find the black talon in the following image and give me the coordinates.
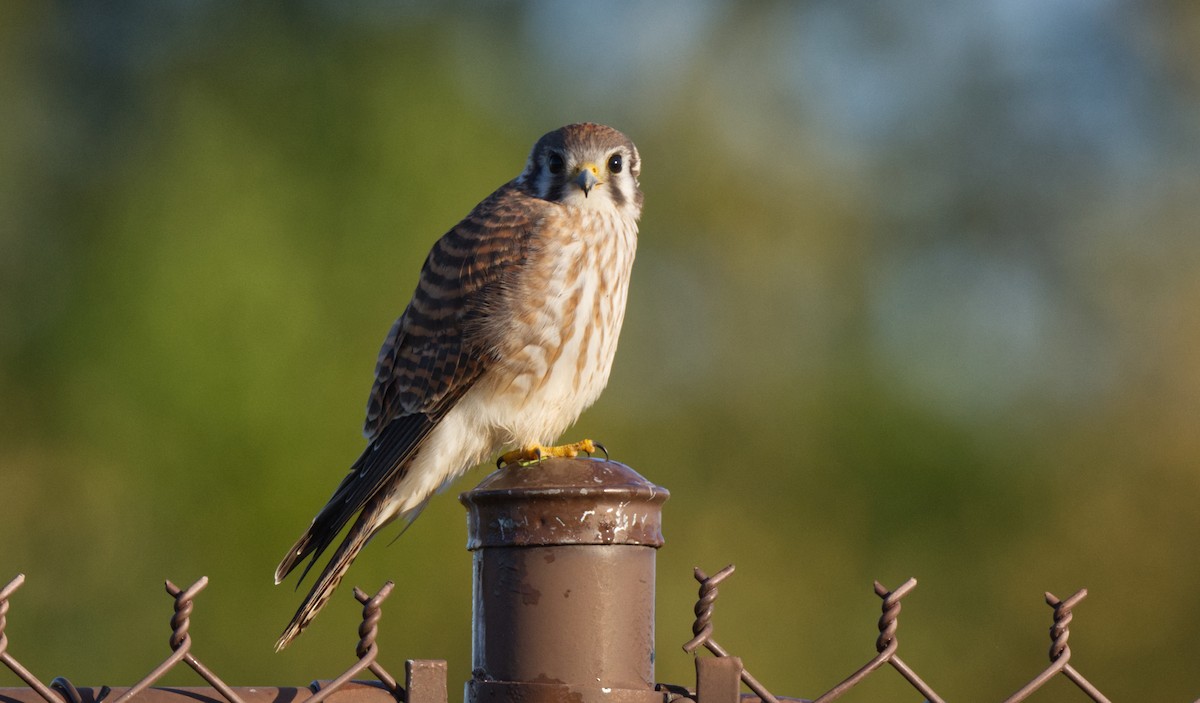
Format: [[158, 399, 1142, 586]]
[[592, 442, 609, 460], [496, 455, 505, 470]]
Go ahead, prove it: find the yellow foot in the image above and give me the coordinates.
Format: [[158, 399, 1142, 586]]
[[496, 439, 608, 469]]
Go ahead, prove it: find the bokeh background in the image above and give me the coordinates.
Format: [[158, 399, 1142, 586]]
[[3, 1, 1199, 699]]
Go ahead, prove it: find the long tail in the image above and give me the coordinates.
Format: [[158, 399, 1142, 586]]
[[274, 414, 443, 649], [274, 495, 387, 651]]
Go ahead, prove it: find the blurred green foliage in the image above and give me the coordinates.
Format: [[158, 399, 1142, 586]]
[[2, 1, 1200, 699]]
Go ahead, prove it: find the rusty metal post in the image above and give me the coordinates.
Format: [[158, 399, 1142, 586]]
[[460, 457, 669, 703]]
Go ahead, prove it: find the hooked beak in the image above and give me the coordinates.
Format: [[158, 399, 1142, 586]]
[[573, 163, 600, 197]]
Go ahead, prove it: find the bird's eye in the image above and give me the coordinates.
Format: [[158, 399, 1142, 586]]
[[607, 153, 623, 173], [547, 152, 565, 175]]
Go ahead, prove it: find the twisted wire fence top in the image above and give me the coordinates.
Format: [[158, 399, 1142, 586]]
[[334, 580, 402, 699], [684, 564, 735, 654], [681, 565, 780, 703], [166, 577, 207, 651], [0, 574, 19, 651], [1, 574, 411, 703], [1000, 588, 1111, 703], [872, 577, 916, 655], [807, 577, 945, 703], [1046, 588, 1086, 663], [109, 576, 245, 703], [354, 582, 394, 660], [1, 573, 70, 703], [0, 570, 1155, 703]]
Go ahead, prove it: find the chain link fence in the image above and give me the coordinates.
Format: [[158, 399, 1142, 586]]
[[0, 567, 1123, 703], [0, 459, 1175, 703]]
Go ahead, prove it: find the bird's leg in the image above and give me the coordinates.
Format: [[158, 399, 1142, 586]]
[[496, 439, 608, 468]]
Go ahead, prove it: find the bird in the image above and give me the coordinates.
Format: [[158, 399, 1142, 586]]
[[273, 123, 643, 650]]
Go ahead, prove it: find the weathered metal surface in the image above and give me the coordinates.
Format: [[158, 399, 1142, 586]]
[[461, 458, 668, 549], [472, 545, 658, 685], [461, 457, 668, 703], [695, 657, 742, 703], [404, 660, 448, 703]]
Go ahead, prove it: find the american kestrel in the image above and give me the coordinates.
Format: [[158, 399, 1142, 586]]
[[274, 123, 642, 650]]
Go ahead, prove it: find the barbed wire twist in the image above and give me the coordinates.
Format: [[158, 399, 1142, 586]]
[[0, 574, 91, 703], [168, 578, 196, 650], [683, 565, 726, 654], [1, 574, 64, 703], [811, 578, 944, 703], [112, 577, 245, 703], [1002, 589, 1111, 703], [1, 572, 1136, 703], [307, 580, 403, 703], [355, 582, 402, 695], [1048, 589, 1078, 663], [682, 565, 779, 703], [873, 579, 908, 654], [1, 575, 408, 703]]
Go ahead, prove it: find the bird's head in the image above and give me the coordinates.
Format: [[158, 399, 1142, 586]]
[[520, 123, 643, 218]]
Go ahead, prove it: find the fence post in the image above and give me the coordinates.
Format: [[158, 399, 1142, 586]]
[[460, 457, 669, 703]]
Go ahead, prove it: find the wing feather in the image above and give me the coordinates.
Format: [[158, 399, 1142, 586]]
[[275, 182, 536, 589]]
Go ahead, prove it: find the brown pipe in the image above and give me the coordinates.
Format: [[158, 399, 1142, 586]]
[[460, 458, 669, 703]]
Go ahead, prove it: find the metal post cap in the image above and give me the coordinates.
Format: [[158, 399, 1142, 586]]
[[460, 457, 669, 550]]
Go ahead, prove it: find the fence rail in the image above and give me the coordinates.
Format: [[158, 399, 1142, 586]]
[[0, 458, 1170, 703]]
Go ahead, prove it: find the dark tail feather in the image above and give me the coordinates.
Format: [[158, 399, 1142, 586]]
[[275, 530, 313, 587], [274, 453, 373, 588], [274, 501, 380, 651], [275, 414, 436, 589]]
